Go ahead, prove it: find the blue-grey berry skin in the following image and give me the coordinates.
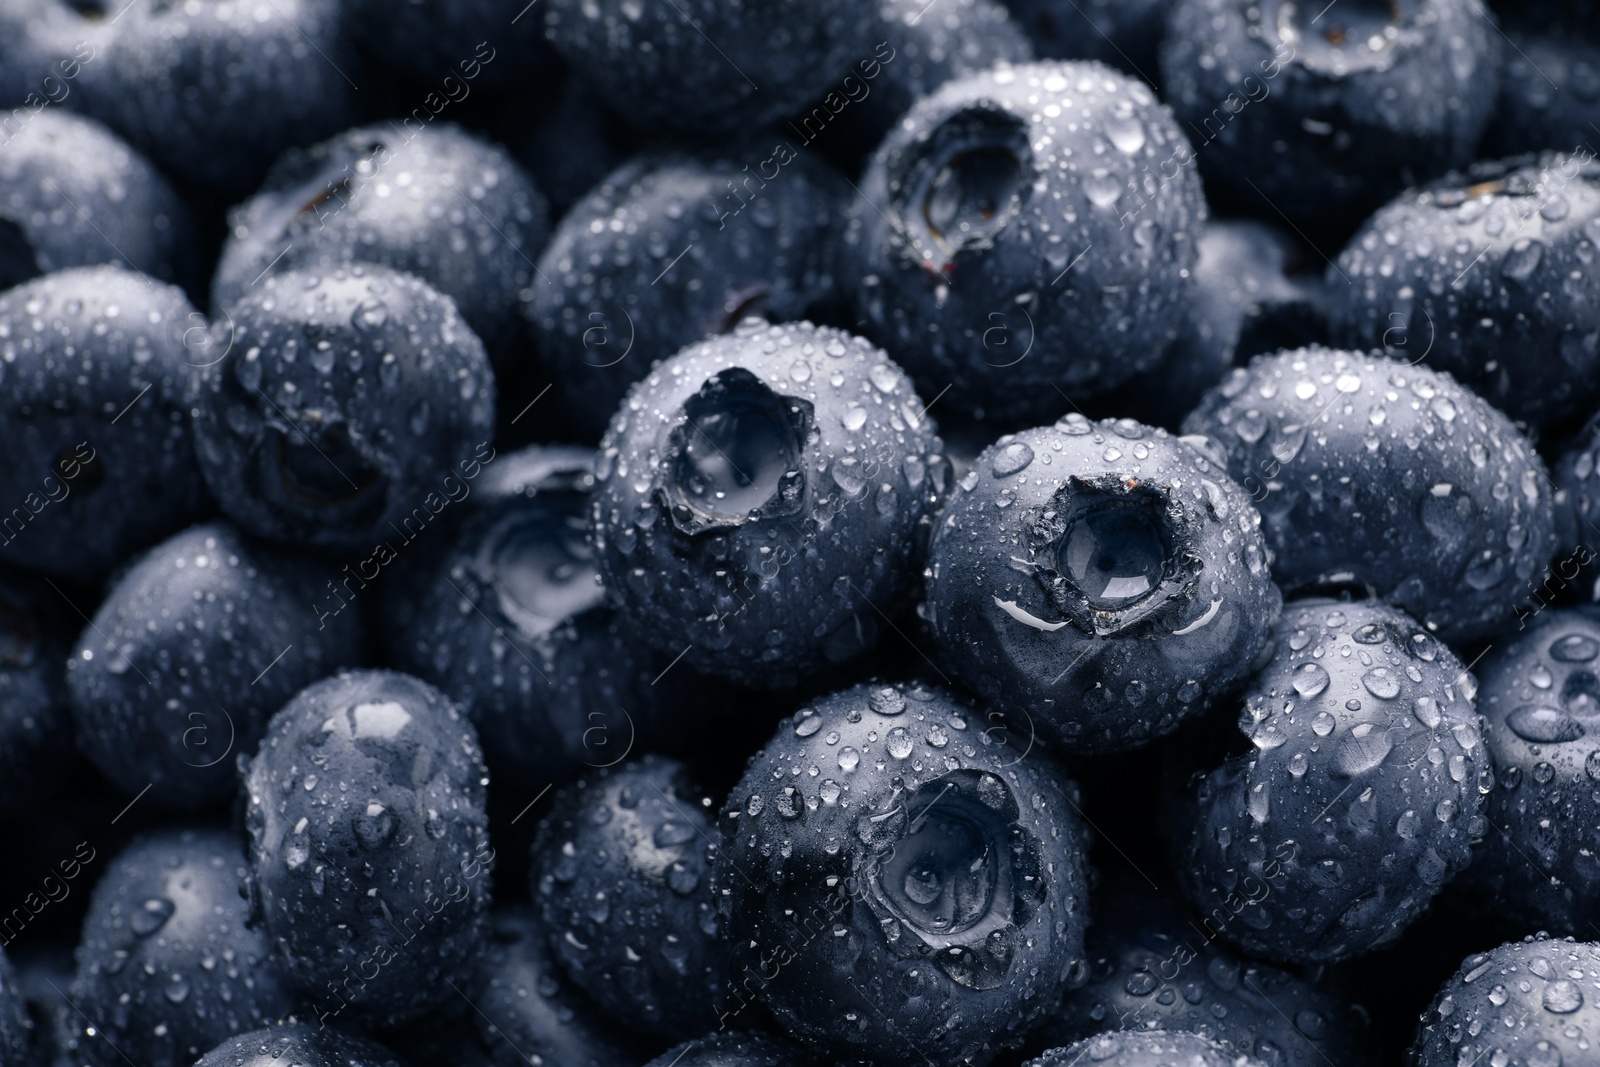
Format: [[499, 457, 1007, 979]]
[[645, 1032, 815, 1067], [999, 0, 1169, 84], [0, 0, 88, 111], [589, 320, 949, 688], [65, 829, 297, 1067], [0, 109, 193, 293], [1182, 346, 1558, 645], [190, 1025, 403, 1067], [526, 154, 847, 440], [846, 61, 1205, 426], [72, 0, 358, 196], [1028, 1031, 1267, 1067], [1328, 153, 1600, 428], [530, 756, 726, 1042], [1461, 607, 1600, 935], [715, 683, 1092, 1067], [1036, 874, 1372, 1067], [0, 570, 73, 818], [0, 946, 32, 1067], [0, 265, 210, 579], [473, 908, 645, 1067], [1159, 0, 1500, 223], [242, 670, 493, 1028], [193, 266, 496, 554], [541, 0, 867, 137], [341, 1, 544, 92], [213, 124, 549, 370], [1411, 938, 1600, 1067], [926, 415, 1281, 754], [1165, 599, 1487, 965], [66, 522, 365, 809]]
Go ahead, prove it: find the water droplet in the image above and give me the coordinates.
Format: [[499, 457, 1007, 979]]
[[1552, 634, 1599, 663], [1294, 663, 1331, 698], [1544, 980, 1584, 1013], [990, 441, 1034, 478], [1361, 669, 1401, 699], [1332, 724, 1394, 777], [838, 746, 860, 772], [795, 713, 822, 737], [1311, 710, 1337, 737], [131, 897, 176, 937]]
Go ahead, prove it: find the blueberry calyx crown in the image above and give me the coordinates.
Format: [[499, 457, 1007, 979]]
[[259, 413, 388, 520], [856, 769, 1045, 991], [1026, 476, 1200, 636], [662, 367, 812, 535], [1256, 0, 1414, 77]]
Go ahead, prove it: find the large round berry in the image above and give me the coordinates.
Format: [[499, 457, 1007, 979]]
[[926, 415, 1281, 753], [1165, 599, 1486, 964], [530, 756, 725, 1041], [0, 265, 209, 578], [67, 829, 297, 1067], [214, 124, 549, 370], [191, 1026, 401, 1067], [589, 320, 948, 687], [525, 153, 845, 440], [67, 522, 365, 807], [1183, 346, 1557, 644], [1466, 607, 1600, 934], [1028, 1032, 1268, 1067], [847, 61, 1204, 425], [645, 1033, 814, 1067], [541, 0, 866, 136], [242, 670, 492, 1027], [1160, 0, 1500, 222], [1412, 938, 1600, 1067], [716, 682, 1092, 1067], [193, 266, 496, 553]]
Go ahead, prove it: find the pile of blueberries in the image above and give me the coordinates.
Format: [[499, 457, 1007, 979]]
[[2, 0, 1600, 1065]]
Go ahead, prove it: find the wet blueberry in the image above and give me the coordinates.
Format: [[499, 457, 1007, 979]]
[[1183, 346, 1558, 644], [213, 124, 549, 371], [66, 829, 297, 1067], [66, 522, 365, 809], [589, 320, 948, 687], [530, 755, 726, 1042], [925, 415, 1281, 753], [473, 907, 647, 1067], [1160, 0, 1501, 224], [1462, 606, 1600, 935], [0, 265, 210, 579], [191, 1025, 403, 1067], [1329, 152, 1600, 428], [644, 1032, 815, 1067], [1165, 599, 1485, 964], [0, 569, 73, 817], [715, 682, 1092, 1067], [846, 61, 1205, 425], [1412, 937, 1600, 1067], [526, 154, 845, 440], [242, 669, 493, 1027], [1028, 1031, 1269, 1067], [193, 266, 496, 553]]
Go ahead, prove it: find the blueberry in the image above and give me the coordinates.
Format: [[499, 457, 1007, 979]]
[[999, 0, 1169, 84], [925, 415, 1281, 753], [66, 829, 297, 1067], [845, 61, 1205, 425], [1412, 937, 1600, 1067], [341, 1, 543, 92], [1161, 0, 1500, 224], [0, 109, 193, 292], [384, 445, 687, 787], [1028, 1031, 1268, 1067], [1328, 152, 1600, 428], [72, 0, 358, 195], [526, 154, 846, 440], [242, 669, 493, 1027], [213, 124, 549, 370], [645, 1032, 815, 1067], [0, 265, 210, 579], [1461, 606, 1600, 934], [0, 569, 73, 817], [193, 266, 496, 553], [1165, 598, 1485, 964], [589, 320, 948, 687], [66, 522, 365, 808], [541, 0, 867, 137], [530, 755, 725, 1041], [715, 682, 1092, 1066], [0, 945, 32, 1067], [473, 907, 647, 1067], [1183, 346, 1558, 644], [191, 1025, 402, 1067], [1486, 31, 1600, 157], [1036, 873, 1371, 1066]]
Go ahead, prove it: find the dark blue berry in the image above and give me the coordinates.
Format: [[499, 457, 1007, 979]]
[[715, 682, 1092, 1067], [242, 669, 492, 1027], [66, 522, 365, 808], [191, 1025, 403, 1067], [925, 415, 1281, 753], [1165, 599, 1485, 964], [645, 1032, 815, 1067], [193, 266, 496, 553], [1028, 1031, 1267, 1067]]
